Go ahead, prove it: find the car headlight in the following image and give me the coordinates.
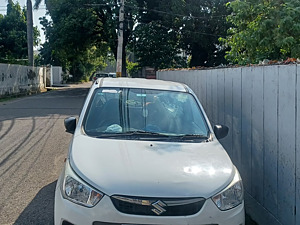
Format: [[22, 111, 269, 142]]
[[212, 167, 243, 210], [61, 159, 104, 207]]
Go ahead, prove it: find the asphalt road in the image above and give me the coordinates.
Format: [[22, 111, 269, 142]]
[[0, 82, 91, 225]]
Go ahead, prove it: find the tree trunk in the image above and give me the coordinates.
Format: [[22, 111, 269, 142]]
[[122, 43, 126, 77], [26, 0, 34, 66]]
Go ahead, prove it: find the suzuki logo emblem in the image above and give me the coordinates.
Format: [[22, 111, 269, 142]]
[[151, 200, 167, 215]]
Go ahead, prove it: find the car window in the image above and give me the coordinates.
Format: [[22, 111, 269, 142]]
[[96, 73, 109, 77], [83, 88, 209, 138]]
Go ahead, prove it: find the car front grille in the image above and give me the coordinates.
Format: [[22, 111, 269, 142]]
[[110, 195, 206, 216]]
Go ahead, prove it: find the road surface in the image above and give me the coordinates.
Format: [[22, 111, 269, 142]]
[[0, 83, 91, 225]]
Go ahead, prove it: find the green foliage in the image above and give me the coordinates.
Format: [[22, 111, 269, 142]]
[[221, 0, 300, 64], [126, 59, 139, 77], [129, 0, 188, 69], [38, 0, 115, 80], [38, 0, 231, 76], [179, 0, 230, 67], [133, 22, 184, 69], [131, 0, 230, 68], [0, 0, 39, 64], [38, 0, 140, 80]]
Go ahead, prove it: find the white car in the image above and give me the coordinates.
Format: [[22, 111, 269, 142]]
[[55, 78, 245, 225]]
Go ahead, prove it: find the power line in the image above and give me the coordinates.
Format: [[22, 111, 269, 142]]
[[126, 19, 227, 38], [26, 8, 48, 10], [84, 3, 117, 7], [124, 4, 228, 20], [1, 3, 229, 19], [83, 3, 228, 20]]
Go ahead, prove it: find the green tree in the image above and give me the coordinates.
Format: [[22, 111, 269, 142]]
[[130, 0, 185, 69], [221, 0, 300, 64], [179, 0, 230, 67], [131, 0, 230, 69], [126, 59, 139, 77], [133, 22, 184, 69], [38, 0, 231, 77], [38, 0, 138, 80], [37, 0, 108, 80], [0, 0, 39, 64]]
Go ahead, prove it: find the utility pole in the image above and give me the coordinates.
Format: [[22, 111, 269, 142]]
[[26, 0, 34, 66], [116, 0, 124, 77]]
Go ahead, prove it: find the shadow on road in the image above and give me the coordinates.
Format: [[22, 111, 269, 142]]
[[14, 181, 57, 225], [0, 86, 90, 224], [0, 87, 89, 171], [0, 85, 89, 225]]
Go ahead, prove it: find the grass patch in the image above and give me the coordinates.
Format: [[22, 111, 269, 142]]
[[0, 95, 21, 103], [0, 90, 42, 103]]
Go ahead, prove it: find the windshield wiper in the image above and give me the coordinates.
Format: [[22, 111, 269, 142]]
[[96, 130, 168, 138], [172, 134, 209, 141], [124, 130, 169, 136], [96, 131, 209, 142]]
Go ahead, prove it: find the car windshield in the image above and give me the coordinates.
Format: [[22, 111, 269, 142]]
[[83, 88, 209, 140]]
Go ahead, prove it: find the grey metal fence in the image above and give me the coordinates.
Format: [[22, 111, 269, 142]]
[[157, 64, 300, 225]]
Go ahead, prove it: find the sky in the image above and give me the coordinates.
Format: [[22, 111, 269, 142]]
[[0, 0, 48, 45]]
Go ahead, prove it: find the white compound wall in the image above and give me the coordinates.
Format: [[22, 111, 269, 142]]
[[0, 63, 46, 97]]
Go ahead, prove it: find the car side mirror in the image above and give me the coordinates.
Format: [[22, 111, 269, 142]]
[[213, 125, 229, 139], [64, 117, 76, 134]]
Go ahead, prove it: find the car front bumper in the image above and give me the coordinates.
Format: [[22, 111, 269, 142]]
[[54, 178, 245, 225]]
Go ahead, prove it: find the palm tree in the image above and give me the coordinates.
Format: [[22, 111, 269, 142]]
[[26, 0, 34, 66], [27, 0, 49, 67], [33, 0, 48, 10], [27, 0, 50, 67]]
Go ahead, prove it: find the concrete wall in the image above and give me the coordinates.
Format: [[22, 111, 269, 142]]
[[157, 64, 300, 225], [0, 63, 46, 97]]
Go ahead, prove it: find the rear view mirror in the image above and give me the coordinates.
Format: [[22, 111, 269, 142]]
[[213, 125, 229, 139], [64, 117, 76, 134]]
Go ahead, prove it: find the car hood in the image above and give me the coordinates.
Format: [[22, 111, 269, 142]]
[[69, 135, 234, 198]]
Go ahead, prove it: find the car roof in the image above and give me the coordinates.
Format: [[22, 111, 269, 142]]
[[93, 78, 188, 92]]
